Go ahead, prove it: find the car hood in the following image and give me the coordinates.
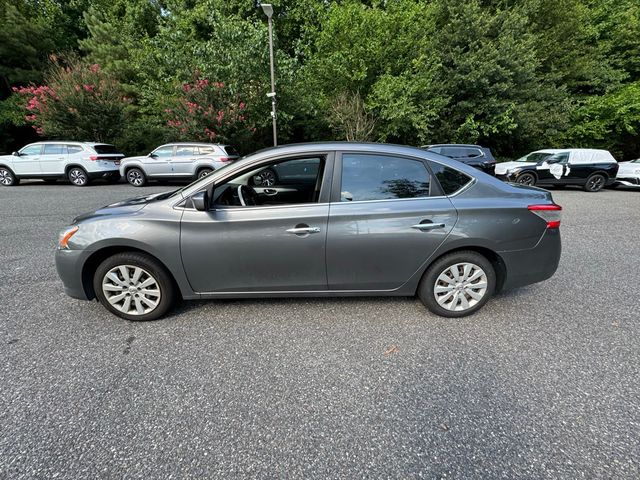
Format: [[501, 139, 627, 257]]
[[73, 191, 175, 223], [495, 161, 536, 175]]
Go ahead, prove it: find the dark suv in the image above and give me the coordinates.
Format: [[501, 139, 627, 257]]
[[422, 144, 497, 175]]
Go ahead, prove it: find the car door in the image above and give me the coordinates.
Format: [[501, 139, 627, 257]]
[[179, 152, 334, 293], [326, 152, 457, 291], [537, 152, 570, 184], [170, 145, 198, 176], [39, 144, 68, 175], [144, 145, 174, 176], [12, 144, 43, 175]]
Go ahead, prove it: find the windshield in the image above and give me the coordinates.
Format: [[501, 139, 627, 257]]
[[169, 159, 240, 198], [515, 152, 554, 163]]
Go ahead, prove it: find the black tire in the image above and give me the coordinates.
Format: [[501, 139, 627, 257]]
[[93, 252, 176, 321], [0, 167, 19, 186], [418, 250, 496, 318], [197, 168, 213, 179], [68, 167, 90, 187], [583, 173, 606, 192], [515, 172, 536, 186], [126, 167, 147, 187]]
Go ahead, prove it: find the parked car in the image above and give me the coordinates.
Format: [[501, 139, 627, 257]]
[[56, 142, 562, 321], [421, 144, 497, 175], [614, 158, 640, 188], [0, 142, 123, 186], [120, 143, 239, 187], [495, 148, 619, 192]]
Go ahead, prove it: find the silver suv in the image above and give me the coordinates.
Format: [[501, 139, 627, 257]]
[[119, 143, 240, 187], [0, 142, 123, 186]]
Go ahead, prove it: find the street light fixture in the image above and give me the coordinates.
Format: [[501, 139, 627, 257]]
[[257, 2, 277, 146]]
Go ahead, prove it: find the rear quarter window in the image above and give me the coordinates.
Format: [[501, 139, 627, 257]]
[[428, 161, 473, 195]]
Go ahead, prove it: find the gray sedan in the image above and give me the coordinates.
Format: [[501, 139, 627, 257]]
[[55, 142, 562, 321]]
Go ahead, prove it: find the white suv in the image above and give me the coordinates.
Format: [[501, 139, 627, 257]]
[[0, 142, 124, 187], [119, 143, 240, 186]]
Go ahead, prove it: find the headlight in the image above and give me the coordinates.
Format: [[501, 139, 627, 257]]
[[58, 225, 79, 249]]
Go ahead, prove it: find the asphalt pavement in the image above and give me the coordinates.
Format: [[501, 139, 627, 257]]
[[1, 180, 639, 478]]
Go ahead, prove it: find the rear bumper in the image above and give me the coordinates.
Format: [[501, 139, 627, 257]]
[[499, 228, 561, 290], [55, 248, 90, 300]]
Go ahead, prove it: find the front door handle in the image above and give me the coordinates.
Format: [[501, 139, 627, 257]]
[[411, 222, 445, 231], [286, 226, 321, 235], [263, 188, 278, 196]]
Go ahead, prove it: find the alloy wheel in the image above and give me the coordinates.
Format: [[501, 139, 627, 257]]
[[101, 265, 161, 316], [198, 169, 213, 179], [0, 168, 14, 186], [516, 173, 535, 186], [127, 170, 144, 186], [69, 168, 87, 186], [433, 262, 488, 312], [257, 169, 276, 187], [586, 174, 605, 192]]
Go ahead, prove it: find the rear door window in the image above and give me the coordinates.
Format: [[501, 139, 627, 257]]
[[175, 146, 196, 156], [428, 161, 473, 195], [223, 145, 240, 157], [340, 154, 431, 202], [43, 144, 66, 155]]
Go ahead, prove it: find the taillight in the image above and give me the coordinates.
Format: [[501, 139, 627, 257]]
[[528, 204, 562, 229], [219, 157, 232, 162], [89, 155, 98, 161]]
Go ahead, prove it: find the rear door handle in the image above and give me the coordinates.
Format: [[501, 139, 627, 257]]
[[286, 226, 321, 235], [411, 223, 445, 231]]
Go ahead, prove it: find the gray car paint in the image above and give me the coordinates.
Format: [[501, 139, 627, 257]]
[[55, 142, 561, 304]]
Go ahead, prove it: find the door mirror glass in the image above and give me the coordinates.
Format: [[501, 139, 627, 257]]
[[192, 190, 209, 211]]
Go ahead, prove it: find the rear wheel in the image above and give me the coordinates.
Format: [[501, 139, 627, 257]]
[[197, 168, 213, 179], [126, 168, 146, 187], [68, 167, 90, 186], [584, 173, 606, 192], [0, 167, 18, 186], [93, 252, 176, 321], [418, 251, 496, 318], [515, 172, 536, 186]]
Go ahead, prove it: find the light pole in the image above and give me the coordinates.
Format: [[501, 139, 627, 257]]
[[259, 3, 278, 146]]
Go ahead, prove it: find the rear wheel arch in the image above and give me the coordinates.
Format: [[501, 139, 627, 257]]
[[418, 246, 507, 294], [195, 165, 214, 178], [81, 246, 181, 301]]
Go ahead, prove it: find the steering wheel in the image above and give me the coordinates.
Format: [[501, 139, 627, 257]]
[[237, 185, 258, 206]]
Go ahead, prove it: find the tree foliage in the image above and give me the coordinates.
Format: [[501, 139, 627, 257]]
[[1, 0, 639, 159]]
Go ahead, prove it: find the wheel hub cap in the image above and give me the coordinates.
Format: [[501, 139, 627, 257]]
[[102, 265, 161, 316], [434, 262, 488, 312]]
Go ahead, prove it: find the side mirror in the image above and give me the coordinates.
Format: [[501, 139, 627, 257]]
[[191, 190, 209, 211], [12, 151, 20, 156], [149, 153, 158, 158]]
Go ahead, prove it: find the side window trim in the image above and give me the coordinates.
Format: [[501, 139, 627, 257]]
[[331, 151, 441, 204]]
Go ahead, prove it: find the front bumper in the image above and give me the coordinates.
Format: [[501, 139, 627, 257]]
[[499, 228, 561, 290], [615, 176, 640, 187], [55, 248, 90, 300]]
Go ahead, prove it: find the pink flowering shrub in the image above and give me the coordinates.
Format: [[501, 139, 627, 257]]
[[14, 58, 129, 142], [164, 75, 253, 144]]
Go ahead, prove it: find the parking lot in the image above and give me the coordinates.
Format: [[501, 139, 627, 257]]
[[1, 181, 639, 478]]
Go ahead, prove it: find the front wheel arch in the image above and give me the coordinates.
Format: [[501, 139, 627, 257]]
[[81, 246, 181, 301]]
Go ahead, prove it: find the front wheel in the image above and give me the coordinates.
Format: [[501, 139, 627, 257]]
[[584, 173, 606, 192], [0, 167, 18, 186], [93, 252, 176, 321], [126, 168, 146, 187], [68, 167, 90, 186], [418, 251, 496, 318], [515, 172, 536, 186]]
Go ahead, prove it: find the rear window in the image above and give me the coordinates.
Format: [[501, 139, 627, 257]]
[[93, 144, 119, 154], [341, 154, 431, 202], [223, 145, 240, 157], [428, 161, 473, 195]]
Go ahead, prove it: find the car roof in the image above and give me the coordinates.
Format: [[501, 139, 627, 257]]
[[424, 144, 487, 149], [28, 141, 113, 146], [161, 143, 226, 147], [532, 148, 612, 154]]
